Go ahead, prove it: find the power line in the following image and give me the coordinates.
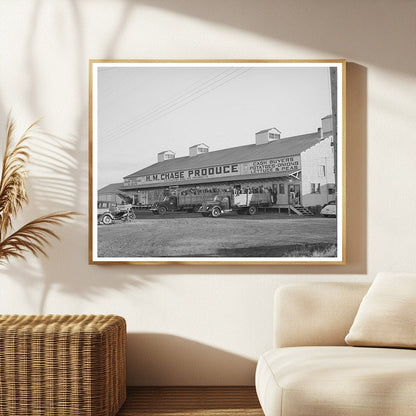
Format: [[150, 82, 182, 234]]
[[126, 68, 252, 135], [101, 68, 232, 139], [101, 68, 251, 145], [101, 68, 244, 143]]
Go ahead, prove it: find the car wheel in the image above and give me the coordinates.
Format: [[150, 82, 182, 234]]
[[211, 207, 221, 218], [158, 206, 167, 215], [127, 212, 136, 220], [248, 206, 257, 215], [102, 214, 113, 225]]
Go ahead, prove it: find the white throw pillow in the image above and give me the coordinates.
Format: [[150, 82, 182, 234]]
[[345, 272, 416, 348]]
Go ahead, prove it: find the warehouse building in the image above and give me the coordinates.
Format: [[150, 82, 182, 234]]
[[98, 182, 125, 204], [106, 116, 336, 213]]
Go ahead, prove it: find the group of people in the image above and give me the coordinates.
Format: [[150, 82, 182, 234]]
[[176, 184, 274, 197], [179, 187, 232, 196]]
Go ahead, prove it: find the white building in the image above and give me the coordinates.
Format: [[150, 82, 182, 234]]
[[111, 116, 336, 213]]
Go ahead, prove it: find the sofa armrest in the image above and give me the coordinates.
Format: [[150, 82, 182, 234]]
[[274, 282, 370, 348]]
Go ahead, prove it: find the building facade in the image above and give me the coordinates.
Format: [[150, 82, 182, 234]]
[[98, 182, 125, 204], [111, 117, 336, 212]]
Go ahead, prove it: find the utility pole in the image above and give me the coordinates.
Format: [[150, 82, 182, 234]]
[[330, 67, 338, 191]]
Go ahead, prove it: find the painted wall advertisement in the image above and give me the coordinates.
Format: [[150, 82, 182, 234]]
[[125, 155, 301, 186], [240, 156, 300, 175]]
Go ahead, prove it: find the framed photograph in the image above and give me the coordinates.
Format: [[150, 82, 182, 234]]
[[89, 60, 345, 265]]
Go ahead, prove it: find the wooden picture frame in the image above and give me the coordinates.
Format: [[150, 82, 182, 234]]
[[89, 60, 346, 265]]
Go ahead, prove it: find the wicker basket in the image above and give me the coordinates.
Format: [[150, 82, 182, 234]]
[[0, 314, 126, 416]]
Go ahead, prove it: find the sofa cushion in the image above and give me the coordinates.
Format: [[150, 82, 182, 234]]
[[256, 346, 416, 416], [345, 272, 416, 348], [274, 283, 370, 348]]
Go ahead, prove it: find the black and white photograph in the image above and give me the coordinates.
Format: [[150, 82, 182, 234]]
[[89, 60, 345, 264]]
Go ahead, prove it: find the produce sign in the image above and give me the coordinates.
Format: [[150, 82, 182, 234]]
[[125, 155, 300, 186], [144, 164, 239, 183], [241, 156, 301, 175]]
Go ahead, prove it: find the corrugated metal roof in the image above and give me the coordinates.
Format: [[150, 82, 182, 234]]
[[125, 132, 321, 179], [98, 182, 124, 193]]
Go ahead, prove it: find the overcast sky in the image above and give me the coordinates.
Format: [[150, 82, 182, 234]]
[[96, 63, 333, 188]]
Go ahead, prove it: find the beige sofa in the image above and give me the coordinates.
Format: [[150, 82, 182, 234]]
[[255, 282, 416, 416]]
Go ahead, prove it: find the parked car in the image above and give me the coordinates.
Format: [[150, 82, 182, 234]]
[[97, 201, 117, 225], [97, 201, 135, 225], [320, 200, 336, 217]]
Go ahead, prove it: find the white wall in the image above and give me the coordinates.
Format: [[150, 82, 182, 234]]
[[0, 0, 415, 385], [301, 137, 335, 207]]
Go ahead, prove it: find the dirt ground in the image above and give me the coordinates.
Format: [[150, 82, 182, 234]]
[[97, 212, 337, 258]]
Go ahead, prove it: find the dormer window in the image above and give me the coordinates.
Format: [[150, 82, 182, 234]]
[[256, 127, 281, 145], [157, 150, 176, 162], [189, 143, 209, 157]]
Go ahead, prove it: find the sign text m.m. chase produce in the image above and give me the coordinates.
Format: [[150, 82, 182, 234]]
[[127, 155, 300, 186], [144, 164, 239, 183]]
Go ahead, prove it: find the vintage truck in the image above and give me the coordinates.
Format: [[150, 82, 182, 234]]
[[199, 190, 272, 217], [150, 193, 213, 215]]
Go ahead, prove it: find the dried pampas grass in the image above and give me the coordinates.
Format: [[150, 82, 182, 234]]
[[0, 116, 78, 264]]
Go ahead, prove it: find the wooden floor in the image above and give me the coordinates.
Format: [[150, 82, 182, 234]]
[[117, 386, 264, 416]]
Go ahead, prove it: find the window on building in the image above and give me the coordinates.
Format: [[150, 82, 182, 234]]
[[165, 154, 174, 159], [318, 165, 326, 177], [198, 147, 208, 153], [311, 183, 321, 194], [279, 183, 285, 194], [269, 133, 279, 140]]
